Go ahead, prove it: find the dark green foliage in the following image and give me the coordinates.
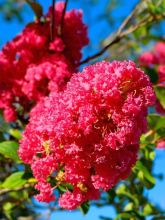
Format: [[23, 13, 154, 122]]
[[80, 201, 90, 215], [155, 86, 165, 109]]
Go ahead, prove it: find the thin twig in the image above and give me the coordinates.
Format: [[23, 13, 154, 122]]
[[121, 13, 165, 37], [79, 2, 141, 65], [116, 2, 140, 35], [60, 0, 69, 36], [50, 0, 56, 41], [79, 1, 165, 66], [79, 36, 121, 65]]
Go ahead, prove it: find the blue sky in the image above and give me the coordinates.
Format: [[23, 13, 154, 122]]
[[0, 0, 165, 219]]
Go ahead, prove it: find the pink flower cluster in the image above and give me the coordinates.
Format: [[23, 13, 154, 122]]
[[19, 61, 155, 209], [139, 42, 165, 149], [139, 42, 165, 114], [0, 2, 88, 122], [139, 42, 165, 84]]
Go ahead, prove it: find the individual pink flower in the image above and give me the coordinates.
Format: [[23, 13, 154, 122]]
[[154, 42, 165, 64]]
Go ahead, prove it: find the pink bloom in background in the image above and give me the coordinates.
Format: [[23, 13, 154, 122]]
[[139, 51, 157, 67], [154, 42, 165, 64], [139, 42, 165, 82], [139, 42, 165, 115], [19, 60, 155, 210], [0, 1, 88, 122], [157, 139, 165, 149]]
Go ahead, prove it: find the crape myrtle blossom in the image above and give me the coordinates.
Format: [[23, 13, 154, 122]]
[[139, 42, 165, 85], [157, 139, 165, 149], [0, 1, 88, 122], [139, 42, 165, 68], [139, 42, 165, 115], [19, 61, 155, 210]]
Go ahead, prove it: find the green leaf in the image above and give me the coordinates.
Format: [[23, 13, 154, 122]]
[[138, 170, 144, 180], [148, 2, 165, 14], [58, 183, 73, 193], [143, 67, 158, 84], [143, 203, 153, 215], [149, 151, 155, 161], [116, 184, 126, 194], [155, 86, 165, 109], [26, 0, 43, 19], [147, 114, 165, 131], [156, 127, 165, 140], [80, 201, 90, 215], [116, 185, 139, 206], [124, 202, 134, 211], [2, 171, 27, 189], [135, 161, 156, 188], [0, 114, 10, 132], [65, 183, 73, 191], [3, 202, 16, 220], [0, 141, 21, 162], [58, 185, 67, 193], [115, 212, 132, 219], [8, 129, 22, 140]]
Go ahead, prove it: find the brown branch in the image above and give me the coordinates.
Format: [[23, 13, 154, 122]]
[[0, 184, 33, 196], [116, 2, 140, 36], [79, 2, 165, 66], [79, 1, 141, 65], [79, 36, 121, 65], [120, 13, 165, 37]]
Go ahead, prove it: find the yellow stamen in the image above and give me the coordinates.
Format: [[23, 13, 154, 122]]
[[43, 140, 51, 156], [56, 171, 65, 183], [77, 182, 88, 193]]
